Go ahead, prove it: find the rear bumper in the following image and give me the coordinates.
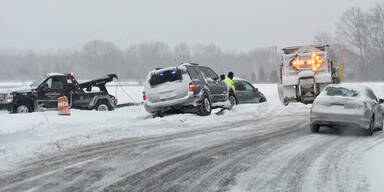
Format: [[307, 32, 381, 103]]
[[310, 111, 371, 129], [144, 94, 201, 113]]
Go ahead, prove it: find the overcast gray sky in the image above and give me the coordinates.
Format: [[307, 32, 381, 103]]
[[0, 0, 380, 51]]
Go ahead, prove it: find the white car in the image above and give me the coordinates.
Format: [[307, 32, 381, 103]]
[[310, 84, 384, 136]]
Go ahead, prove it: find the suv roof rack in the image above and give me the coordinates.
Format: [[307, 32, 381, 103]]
[[155, 68, 163, 70]]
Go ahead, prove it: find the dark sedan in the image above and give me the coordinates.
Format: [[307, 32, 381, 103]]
[[234, 79, 266, 104]]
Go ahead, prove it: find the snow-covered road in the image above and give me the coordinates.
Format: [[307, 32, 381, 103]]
[[0, 83, 384, 192], [1, 105, 384, 192]]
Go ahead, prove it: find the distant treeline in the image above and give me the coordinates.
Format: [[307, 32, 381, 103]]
[[0, 42, 279, 83], [1, 3, 384, 83]]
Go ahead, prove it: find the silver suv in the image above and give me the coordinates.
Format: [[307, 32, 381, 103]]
[[143, 63, 236, 117]]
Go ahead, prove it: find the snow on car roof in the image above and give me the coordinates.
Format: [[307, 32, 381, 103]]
[[321, 84, 370, 99], [325, 84, 368, 93], [232, 77, 248, 82]]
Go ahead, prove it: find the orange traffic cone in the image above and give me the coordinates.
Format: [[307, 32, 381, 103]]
[[58, 96, 71, 116]]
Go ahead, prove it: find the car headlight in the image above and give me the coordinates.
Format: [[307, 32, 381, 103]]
[[7, 95, 13, 103]]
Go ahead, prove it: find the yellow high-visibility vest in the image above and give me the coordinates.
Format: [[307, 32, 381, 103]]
[[225, 77, 235, 92]]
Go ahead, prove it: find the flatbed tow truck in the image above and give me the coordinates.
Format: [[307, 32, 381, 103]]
[[0, 73, 119, 113]]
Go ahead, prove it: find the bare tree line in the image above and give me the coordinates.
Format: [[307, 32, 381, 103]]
[[1, 3, 384, 83], [0, 41, 279, 83], [315, 2, 384, 82]]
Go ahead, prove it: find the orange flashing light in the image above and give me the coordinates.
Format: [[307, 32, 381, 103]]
[[290, 52, 324, 71]]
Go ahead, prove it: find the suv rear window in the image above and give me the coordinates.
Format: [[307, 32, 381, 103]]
[[186, 66, 202, 81], [325, 87, 359, 97], [149, 69, 183, 86]]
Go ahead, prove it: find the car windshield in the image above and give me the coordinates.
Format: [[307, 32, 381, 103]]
[[325, 86, 359, 97], [30, 77, 47, 87], [149, 69, 183, 86]]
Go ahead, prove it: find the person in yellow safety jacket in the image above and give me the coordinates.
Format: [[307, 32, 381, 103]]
[[225, 72, 235, 93]]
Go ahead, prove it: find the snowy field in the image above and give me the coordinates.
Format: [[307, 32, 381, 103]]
[[0, 81, 384, 191]]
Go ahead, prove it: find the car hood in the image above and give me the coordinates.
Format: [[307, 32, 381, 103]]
[[0, 86, 37, 94]]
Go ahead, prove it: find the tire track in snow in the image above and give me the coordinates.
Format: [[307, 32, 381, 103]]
[[231, 127, 384, 192], [100, 121, 308, 192]]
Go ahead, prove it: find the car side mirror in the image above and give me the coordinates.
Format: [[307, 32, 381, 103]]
[[379, 98, 384, 104], [254, 88, 258, 92]]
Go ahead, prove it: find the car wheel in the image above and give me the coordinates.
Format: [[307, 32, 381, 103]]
[[15, 103, 32, 113], [377, 122, 383, 131], [228, 94, 237, 109], [367, 117, 375, 136], [197, 94, 211, 116], [152, 112, 163, 118], [95, 100, 113, 111], [376, 116, 383, 131], [310, 124, 320, 133]]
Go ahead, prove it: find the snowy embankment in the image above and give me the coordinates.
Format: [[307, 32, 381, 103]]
[[0, 82, 383, 176]]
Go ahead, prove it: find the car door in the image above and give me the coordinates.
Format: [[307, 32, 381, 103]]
[[200, 67, 224, 102], [234, 81, 259, 103], [207, 68, 228, 101], [38, 76, 67, 108], [234, 81, 247, 104]]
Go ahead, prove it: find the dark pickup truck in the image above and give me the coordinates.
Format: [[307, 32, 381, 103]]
[[0, 73, 118, 113]]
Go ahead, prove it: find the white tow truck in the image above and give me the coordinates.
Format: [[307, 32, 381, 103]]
[[278, 45, 341, 105]]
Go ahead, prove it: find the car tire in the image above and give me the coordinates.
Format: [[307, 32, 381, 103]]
[[376, 117, 383, 131], [228, 93, 237, 109], [377, 122, 383, 131], [310, 124, 320, 133], [366, 117, 375, 136], [152, 112, 163, 118], [15, 103, 33, 113], [197, 94, 211, 116], [95, 100, 113, 111]]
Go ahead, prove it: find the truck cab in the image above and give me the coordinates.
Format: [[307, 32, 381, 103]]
[[1, 73, 118, 113]]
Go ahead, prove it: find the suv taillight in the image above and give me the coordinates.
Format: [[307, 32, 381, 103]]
[[143, 91, 147, 101], [189, 82, 195, 92]]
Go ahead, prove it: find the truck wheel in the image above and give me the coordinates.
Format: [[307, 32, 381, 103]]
[[377, 121, 383, 131], [95, 100, 113, 111], [197, 95, 211, 116], [15, 103, 33, 113], [283, 98, 289, 106], [310, 124, 320, 133]]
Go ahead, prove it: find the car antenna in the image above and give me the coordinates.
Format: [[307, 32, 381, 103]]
[[174, 56, 178, 66]]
